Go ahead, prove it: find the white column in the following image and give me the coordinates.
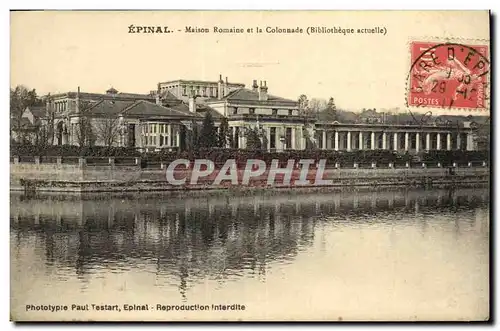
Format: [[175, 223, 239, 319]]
[[415, 133, 420, 152], [175, 126, 180, 147], [347, 131, 351, 151], [275, 127, 280, 151], [334, 131, 339, 151], [425, 133, 430, 151], [457, 133, 462, 150], [405, 132, 409, 151], [232, 126, 236, 148], [436, 133, 441, 150], [241, 128, 246, 149], [298, 127, 303, 150], [158, 124, 162, 146], [322, 130, 327, 150], [393, 132, 398, 151], [382, 132, 387, 150], [359, 132, 363, 150], [371, 132, 376, 150], [167, 124, 172, 147], [446, 133, 451, 150], [466, 133, 474, 151], [291, 127, 295, 150]]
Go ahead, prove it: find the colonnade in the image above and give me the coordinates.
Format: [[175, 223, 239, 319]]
[[317, 130, 474, 151]]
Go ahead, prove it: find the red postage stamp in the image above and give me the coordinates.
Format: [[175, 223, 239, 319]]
[[408, 41, 490, 110]]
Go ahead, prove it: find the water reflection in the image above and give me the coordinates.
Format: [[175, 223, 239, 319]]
[[10, 188, 490, 320]]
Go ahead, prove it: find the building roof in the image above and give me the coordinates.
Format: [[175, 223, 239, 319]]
[[206, 88, 297, 104], [82, 99, 196, 119], [26, 106, 47, 119], [48, 91, 155, 102], [169, 103, 192, 115], [85, 100, 136, 116], [315, 108, 490, 128], [193, 104, 224, 119], [117, 92, 154, 99], [122, 100, 195, 119], [160, 79, 245, 87], [160, 90, 181, 101]]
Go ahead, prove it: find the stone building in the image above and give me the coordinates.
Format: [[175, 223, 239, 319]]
[[155, 75, 245, 103], [16, 75, 482, 152]]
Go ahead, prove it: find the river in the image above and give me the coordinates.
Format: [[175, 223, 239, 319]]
[[10, 188, 490, 321]]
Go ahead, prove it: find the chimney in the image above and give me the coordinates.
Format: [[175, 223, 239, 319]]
[[224, 76, 229, 96], [76, 87, 80, 114], [156, 83, 161, 105], [188, 88, 197, 113], [252, 80, 258, 92], [259, 80, 268, 101], [217, 74, 224, 99]]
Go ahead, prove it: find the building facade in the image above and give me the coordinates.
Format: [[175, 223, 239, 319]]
[[15, 75, 482, 152]]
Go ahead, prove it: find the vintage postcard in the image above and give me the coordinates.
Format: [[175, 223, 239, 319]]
[[10, 10, 490, 322]]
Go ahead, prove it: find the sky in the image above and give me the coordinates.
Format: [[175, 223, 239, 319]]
[[10, 10, 490, 115]]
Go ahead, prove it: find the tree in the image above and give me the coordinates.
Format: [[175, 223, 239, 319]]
[[327, 97, 337, 112], [308, 98, 328, 113], [10, 85, 42, 118], [34, 124, 50, 148], [94, 117, 120, 147], [245, 127, 265, 150], [187, 119, 200, 152], [298, 94, 309, 115], [75, 116, 95, 147], [10, 85, 43, 139], [199, 111, 217, 148], [218, 116, 230, 148], [303, 124, 317, 149]]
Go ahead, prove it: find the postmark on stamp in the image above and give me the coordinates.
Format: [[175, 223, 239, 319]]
[[407, 41, 490, 111]]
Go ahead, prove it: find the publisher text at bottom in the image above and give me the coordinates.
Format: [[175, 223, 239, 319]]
[[156, 304, 246, 312]]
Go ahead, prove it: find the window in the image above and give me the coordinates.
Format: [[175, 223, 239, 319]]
[[234, 127, 239, 149], [399, 134, 405, 149], [128, 124, 136, 147], [249, 108, 255, 114], [270, 127, 276, 149], [288, 109, 293, 116], [272, 109, 278, 115], [233, 107, 238, 115], [285, 128, 292, 149], [160, 135, 164, 146]]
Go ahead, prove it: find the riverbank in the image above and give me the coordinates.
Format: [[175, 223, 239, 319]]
[[11, 161, 489, 193]]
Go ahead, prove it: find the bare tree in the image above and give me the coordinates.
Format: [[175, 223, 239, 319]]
[[75, 116, 95, 147], [308, 98, 328, 113], [94, 117, 121, 147]]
